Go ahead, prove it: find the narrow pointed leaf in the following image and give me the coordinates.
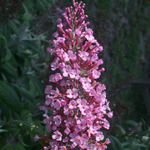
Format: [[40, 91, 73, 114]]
[[0, 81, 21, 113]]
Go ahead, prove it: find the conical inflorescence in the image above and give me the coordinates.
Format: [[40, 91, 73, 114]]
[[35, 0, 113, 149]]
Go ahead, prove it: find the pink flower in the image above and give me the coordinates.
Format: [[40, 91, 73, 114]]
[[53, 31, 59, 38], [70, 69, 80, 79], [77, 98, 87, 108], [96, 132, 104, 141], [63, 106, 72, 115], [54, 73, 62, 82], [87, 144, 97, 150], [60, 146, 67, 150], [45, 85, 52, 95], [69, 100, 77, 109], [92, 69, 101, 79], [51, 59, 59, 71], [62, 65, 71, 77], [75, 28, 82, 36], [63, 137, 69, 142], [57, 37, 65, 43], [64, 127, 71, 135], [78, 50, 89, 61], [52, 131, 62, 141], [67, 88, 78, 99], [34, 134, 40, 141], [53, 115, 61, 126], [54, 100, 61, 110], [63, 50, 76, 62], [57, 23, 63, 29]]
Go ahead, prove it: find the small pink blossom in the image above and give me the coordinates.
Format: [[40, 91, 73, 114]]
[[70, 69, 80, 79], [96, 132, 104, 141], [45, 85, 52, 95], [52, 131, 62, 141], [34, 134, 40, 142], [57, 23, 63, 28], [54, 100, 61, 110], [64, 127, 71, 135], [78, 50, 89, 61], [53, 115, 61, 126], [69, 100, 77, 109], [62, 65, 71, 77], [92, 69, 101, 79], [77, 98, 87, 108], [67, 88, 78, 99]]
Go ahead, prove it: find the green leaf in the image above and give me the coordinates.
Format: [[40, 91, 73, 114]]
[[5, 146, 14, 150], [13, 120, 43, 136], [22, 4, 32, 22], [134, 143, 148, 148], [121, 142, 129, 147], [28, 75, 44, 94], [116, 124, 128, 141], [20, 40, 44, 57], [0, 128, 7, 133], [1, 62, 18, 79], [12, 84, 35, 102], [0, 81, 21, 113], [4, 122, 19, 133], [125, 120, 138, 126], [0, 35, 12, 62], [13, 144, 26, 150], [108, 135, 124, 150], [122, 130, 150, 144], [8, 20, 19, 35]]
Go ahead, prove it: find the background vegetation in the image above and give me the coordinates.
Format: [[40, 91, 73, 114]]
[[0, 0, 150, 149]]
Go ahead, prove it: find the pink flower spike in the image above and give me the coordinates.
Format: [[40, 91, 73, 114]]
[[39, 1, 113, 149], [52, 131, 62, 141]]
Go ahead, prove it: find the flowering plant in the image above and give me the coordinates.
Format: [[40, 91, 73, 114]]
[[35, 0, 113, 149]]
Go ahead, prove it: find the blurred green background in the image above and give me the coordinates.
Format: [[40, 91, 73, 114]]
[[0, 0, 150, 149]]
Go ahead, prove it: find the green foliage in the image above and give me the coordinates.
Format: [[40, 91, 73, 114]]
[[0, 0, 56, 149], [107, 120, 149, 150]]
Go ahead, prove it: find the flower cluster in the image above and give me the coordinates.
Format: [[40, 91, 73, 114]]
[[35, 0, 113, 149]]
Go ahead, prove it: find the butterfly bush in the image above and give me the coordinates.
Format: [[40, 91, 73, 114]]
[[35, 0, 113, 149]]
